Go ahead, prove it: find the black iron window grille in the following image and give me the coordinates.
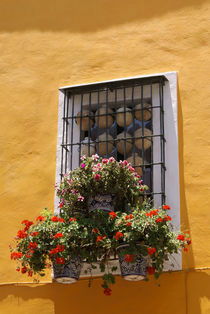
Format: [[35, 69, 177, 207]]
[[60, 75, 167, 205]]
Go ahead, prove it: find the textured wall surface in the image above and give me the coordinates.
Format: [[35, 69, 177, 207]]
[[0, 0, 209, 313]]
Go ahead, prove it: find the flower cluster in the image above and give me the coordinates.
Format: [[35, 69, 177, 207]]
[[10, 204, 191, 295], [10, 155, 191, 296], [56, 155, 147, 215]]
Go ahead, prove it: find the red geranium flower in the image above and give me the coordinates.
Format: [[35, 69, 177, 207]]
[[164, 215, 172, 221], [109, 211, 117, 219], [125, 254, 134, 262], [92, 228, 99, 234], [17, 230, 28, 239], [55, 257, 65, 264], [94, 174, 101, 181], [11, 252, 23, 260], [163, 205, 171, 210], [57, 244, 65, 252], [30, 232, 39, 236], [28, 270, 33, 277], [51, 216, 60, 222], [126, 222, 132, 227], [36, 215, 44, 222], [59, 202, 64, 208], [177, 234, 185, 241], [187, 238, 191, 245], [156, 218, 163, 223], [26, 253, 33, 258], [54, 233, 64, 239], [146, 210, 159, 217], [96, 235, 106, 243], [50, 248, 59, 256], [21, 266, 27, 274], [147, 266, 155, 275], [147, 247, 156, 255], [115, 232, 123, 240], [21, 220, 34, 231], [28, 242, 37, 249], [125, 214, 133, 220], [104, 288, 112, 296], [69, 217, 76, 222]]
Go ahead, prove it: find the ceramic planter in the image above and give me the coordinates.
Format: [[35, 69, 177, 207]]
[[89, 194, 114, 212], [117, 244, 147, 281], [53, 257, 82, 284]]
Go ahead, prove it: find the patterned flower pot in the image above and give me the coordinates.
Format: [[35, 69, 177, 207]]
[[89, 194, 114, 212], [53, 257, 82, 284], [117, 244, 147, 281]]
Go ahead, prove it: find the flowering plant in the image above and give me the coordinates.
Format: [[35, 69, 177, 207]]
[[56, 155, 147, 215], [10, 204, 191, 295]]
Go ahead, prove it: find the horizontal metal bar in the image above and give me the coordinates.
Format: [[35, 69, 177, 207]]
[[63, 105, 162, 120], [61, 134, 166, 147], [61, 75, 167, 95]]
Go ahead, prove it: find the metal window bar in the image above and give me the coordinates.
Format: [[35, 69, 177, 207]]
[[60, 76, 166, 204]]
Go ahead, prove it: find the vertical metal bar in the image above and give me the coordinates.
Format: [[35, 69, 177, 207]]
[[159, 81, 165, 204], [70, 94, 75, 171], [88, 92, 92, 156], [161, 81, 165, 204], [141, 85, 145, 184], [114, 88, 118, 159], [106, 88, 109, 157], [61, 91, 67, 179], [123, 87, 127, 159], [64, 92, 69, 174], [131, 86, 135, 166], [150, 84, 153, 202], [97, 89, 100, 155], [79, 93, 83, 162]]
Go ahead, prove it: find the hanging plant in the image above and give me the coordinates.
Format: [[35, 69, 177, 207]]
[[56, 155, 148, 215]]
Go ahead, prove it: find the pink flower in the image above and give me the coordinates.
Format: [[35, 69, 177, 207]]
[[80, 155, 86, 161], [123, 160, 128, 166], [108, 157, 115, 163], [95, 174, 101, 181], [102, 158, 108, 164], [128, 166, 135, 172], [72, 189, 78, 194], [78, 195, 84, 202], [81, 163, 86, 168], [92, 154, 99, 161], [64, 171, 71, 177]]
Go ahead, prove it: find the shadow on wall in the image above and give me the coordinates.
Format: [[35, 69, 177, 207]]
[[0, 0, 208, 33], [177, 80, 194, 269], [0, 272, 210, 314]]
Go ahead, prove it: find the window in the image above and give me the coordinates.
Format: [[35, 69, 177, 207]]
[[55, 72, 181, 273]]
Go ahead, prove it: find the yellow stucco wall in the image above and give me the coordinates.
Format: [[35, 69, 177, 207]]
[[0, 0, 209, 313]]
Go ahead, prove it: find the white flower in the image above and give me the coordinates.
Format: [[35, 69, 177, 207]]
[[92, 154, 99, 161]]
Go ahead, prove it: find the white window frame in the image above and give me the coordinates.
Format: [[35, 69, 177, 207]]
[[54, 71, 181, 276]]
